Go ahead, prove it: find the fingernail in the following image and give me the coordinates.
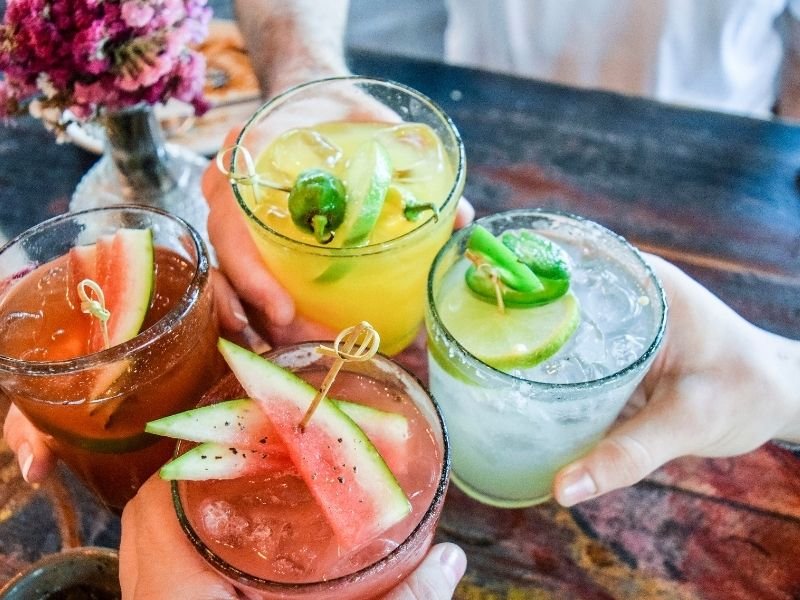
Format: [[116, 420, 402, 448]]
[[559, 468, 598, 506], [232, 310, 249, 326], [241, 325, 271, 355], [438, 543, 467, 587], [18, 442, 33, 483]]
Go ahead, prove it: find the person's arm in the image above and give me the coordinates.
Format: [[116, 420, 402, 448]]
[[234, 0, 350, 98]]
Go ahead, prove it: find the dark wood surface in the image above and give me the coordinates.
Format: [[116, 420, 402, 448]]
[[1, 48, 800, 599]]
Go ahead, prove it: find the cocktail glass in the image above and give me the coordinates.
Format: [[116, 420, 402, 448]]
[[229, 76, 466, 355], [425, 209, 667, 507], [172, 342, 450, 600], [0, 206, 223, 511]]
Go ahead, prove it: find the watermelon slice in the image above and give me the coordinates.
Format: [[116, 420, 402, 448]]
[[160, 441, 294, 481], [149, 397, 409, 475], [146, 398, 276, 447], [67, 229, 154, 407], [89, 229, 154, 352], [217, 339, 412, 550]]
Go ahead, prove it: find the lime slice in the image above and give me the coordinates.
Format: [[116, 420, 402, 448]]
[[337, 140, 392, 247], [438, 284, 580, 371]]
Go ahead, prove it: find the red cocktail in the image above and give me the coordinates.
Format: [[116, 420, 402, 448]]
[[168, 341, 449, 599], [0, 206, 223, 510]]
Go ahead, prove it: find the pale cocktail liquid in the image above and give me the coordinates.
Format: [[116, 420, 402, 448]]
[[428, 217, 664, 507], [180, 368, 442, 584], [238, 121, 459, 354]]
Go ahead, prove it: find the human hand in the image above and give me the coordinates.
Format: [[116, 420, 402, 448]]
[[204, 99, 474, 349], [554, 254, 800, 506], [120, 475, 466, 599]]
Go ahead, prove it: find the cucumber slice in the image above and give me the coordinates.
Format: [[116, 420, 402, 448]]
[[338, 140, 392, 247]]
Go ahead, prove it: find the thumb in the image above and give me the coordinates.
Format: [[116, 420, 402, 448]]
[[553, 392, 693, 506], [383, 543, 466, 600]]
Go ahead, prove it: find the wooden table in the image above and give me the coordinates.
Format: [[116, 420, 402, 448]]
[[1, 49, 799, 599]]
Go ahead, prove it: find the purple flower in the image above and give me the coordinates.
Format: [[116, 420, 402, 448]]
[[0, 0, 211, 128]]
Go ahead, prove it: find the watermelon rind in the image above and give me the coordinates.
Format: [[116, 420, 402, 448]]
[[146, 398, 274, 446], [217, 338, 412, 550], [160, 441, 293, 481], [102, 228, 154, 347], [147, 397, 409, 475]]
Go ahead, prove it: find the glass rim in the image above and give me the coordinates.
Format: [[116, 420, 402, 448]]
[[230, 75, 466, 257], [0, 205, 210, 375], [427, 208, 668, 391], [171, 341, 451, 592]]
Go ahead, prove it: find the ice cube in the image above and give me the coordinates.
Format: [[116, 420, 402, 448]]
[[200, 500, 250, 547], [609, 334, 647, 368], [375, 123, 445, 182], [269, 128, 342, 183]]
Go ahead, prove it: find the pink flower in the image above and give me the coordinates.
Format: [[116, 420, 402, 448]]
[[0, 0, 211, 128], [120, 1, 155, 29], [72, 21, 110, 75]]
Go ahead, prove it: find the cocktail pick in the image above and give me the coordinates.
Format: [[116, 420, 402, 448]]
[[77, 279, 111, 349], [465, 249, 506, 314], [215, 144, 292, 195], [299, 321, 381, 430]]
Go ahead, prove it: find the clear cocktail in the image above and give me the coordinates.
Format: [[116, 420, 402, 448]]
[[164, 341, 449, 599], [425, 209, 667, 507], [229, 77, 465, 355], [0, 207, 223, 510]]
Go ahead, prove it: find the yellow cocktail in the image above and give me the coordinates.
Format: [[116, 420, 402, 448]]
[[230, 78, 465, 354]]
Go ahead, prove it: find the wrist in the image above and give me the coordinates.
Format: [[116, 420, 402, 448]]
[[235, 0, 350, 99]]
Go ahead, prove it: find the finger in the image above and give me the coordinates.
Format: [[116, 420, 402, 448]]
[[553, 389, 695, 506], [203, 166, 295, 327], [256, 311, 337, 349], [120, 477, 240, 600], [2, 405, 57, 483], [453, 197, 474, 230], [382, 543, 466, 600], [211, 268, 248, 334]]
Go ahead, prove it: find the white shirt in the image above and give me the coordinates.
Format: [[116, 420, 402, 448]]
[[444, 0, 800, 117]]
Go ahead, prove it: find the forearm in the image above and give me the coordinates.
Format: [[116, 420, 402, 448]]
[[234, 0, 350, 98]]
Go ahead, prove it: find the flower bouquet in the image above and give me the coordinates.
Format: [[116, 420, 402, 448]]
[[0, 0, 211, 135], [0, 0, 214, 242]]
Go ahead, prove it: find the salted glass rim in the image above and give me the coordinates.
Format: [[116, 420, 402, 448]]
[[171, 341, 451, 592], [427, 208, 668, 392], [0, 205, 210, 375], [230, 75, 466, 257]]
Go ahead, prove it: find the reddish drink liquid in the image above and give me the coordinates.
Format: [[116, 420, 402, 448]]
[[0, 245, 222, 510], [175, 345, 449, 600]]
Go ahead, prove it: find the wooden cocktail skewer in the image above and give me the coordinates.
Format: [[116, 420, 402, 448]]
[[299, 321, 381, 430], [77, 278, 111, 349], [465, 249, 506, 314]]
